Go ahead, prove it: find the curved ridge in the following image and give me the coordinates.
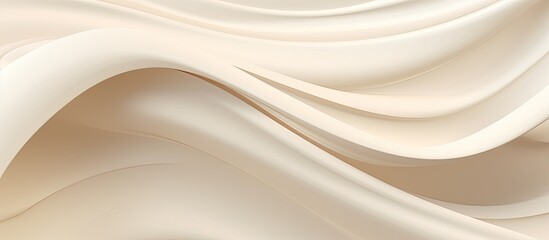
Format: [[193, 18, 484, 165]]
[[1, 1, 549, 239]]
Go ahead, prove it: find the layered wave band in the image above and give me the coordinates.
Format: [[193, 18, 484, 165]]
[[1, 1, 548, 239]]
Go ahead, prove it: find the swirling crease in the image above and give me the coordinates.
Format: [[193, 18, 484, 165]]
[[1, 1, 548, 239]]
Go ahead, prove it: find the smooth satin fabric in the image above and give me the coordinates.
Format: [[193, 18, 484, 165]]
[[0, 1, 548, 239]]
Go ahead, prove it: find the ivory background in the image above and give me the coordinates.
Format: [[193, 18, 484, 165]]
[[0, 0, 548, 239]]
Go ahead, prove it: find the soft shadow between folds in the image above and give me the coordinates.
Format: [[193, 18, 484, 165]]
[[3, 68, 548, 218]]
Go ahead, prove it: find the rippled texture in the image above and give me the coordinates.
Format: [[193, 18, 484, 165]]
[[1, 0, 548, 239]]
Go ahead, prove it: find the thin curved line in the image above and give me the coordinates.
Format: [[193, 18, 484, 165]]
[[97, 0, 502, 43], [0, 163, 173, 223]]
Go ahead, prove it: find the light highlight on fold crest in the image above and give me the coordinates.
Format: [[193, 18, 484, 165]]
[[0, 1, 548, 239]]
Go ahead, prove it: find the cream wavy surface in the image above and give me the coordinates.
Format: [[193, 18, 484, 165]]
[[1, 0, 548, 239]]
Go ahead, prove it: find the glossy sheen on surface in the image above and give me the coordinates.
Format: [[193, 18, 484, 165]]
[[0, 1, 548, 239]]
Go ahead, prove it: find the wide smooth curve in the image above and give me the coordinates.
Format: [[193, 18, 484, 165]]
[[0, 0, 548, 239]]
